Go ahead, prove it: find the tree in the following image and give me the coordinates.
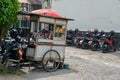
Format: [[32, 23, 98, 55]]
[[0, 0, 20, 41]]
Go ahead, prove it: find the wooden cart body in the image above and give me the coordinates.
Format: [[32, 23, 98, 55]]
[[26, 43, 65, 61], [24, 12, 73, 72]]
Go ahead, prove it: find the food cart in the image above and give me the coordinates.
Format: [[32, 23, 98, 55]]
[[25, 11, 73, 72]]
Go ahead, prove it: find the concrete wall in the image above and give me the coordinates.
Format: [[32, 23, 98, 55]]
[[52, 0, 120, 32]]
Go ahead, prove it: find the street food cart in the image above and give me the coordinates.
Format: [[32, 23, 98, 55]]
[[26, 11, 73, 72]]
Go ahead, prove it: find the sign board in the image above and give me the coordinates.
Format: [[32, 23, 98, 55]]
[[40, 17, 55, 23], [56, 19, 67, 25]]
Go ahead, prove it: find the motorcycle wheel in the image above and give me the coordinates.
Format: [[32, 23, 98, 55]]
[[91, 43, 98, 51], [81, 42, 88, 49], [102, 47, 106, 53], [75, 41, 80, 48], [102, 44, 108, 53]]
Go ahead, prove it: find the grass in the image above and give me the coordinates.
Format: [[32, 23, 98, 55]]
[[0, 64, 7, 74], [0, 64, 21, 75], [12, 69, 21, 75]]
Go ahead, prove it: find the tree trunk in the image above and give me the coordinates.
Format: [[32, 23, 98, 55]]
[[0, 25, 8, 42], [0, 26, 3, 42]]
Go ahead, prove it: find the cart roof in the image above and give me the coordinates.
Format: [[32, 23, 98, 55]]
[[17, 11, 74, 21]]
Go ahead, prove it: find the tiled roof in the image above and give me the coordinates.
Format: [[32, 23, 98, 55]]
[[18, 0, 41, 5]]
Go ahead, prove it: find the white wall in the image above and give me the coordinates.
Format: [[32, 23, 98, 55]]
[[52, 0, 120, 32]]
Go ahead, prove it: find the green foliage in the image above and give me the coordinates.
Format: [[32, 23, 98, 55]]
[[0, 0, 20, 41], [13, 69, 21, 75], [0, 64, 21, 75], [0, 0, 20, 26], [0, 64, 7, 74]]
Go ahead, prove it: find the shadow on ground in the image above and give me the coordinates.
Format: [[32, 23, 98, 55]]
[[21, 67, 77, 80]]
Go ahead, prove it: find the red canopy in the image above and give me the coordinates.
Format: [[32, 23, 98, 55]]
[[31, 9, 61, 17], [26, 9, 61, 19]]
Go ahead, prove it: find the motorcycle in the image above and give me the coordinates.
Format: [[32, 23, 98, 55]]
[[75, 36, 82, 48], [66, 34, 74, 46], [80, 37, 92, 49], [0, 37, 15, 56], [90, 34, 101, 51], [101, 35, 116, 53], [1, 36, 28, 68]]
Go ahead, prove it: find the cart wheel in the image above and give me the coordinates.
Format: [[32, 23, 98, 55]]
[[32, 61, 43, 69], [42, 50, 61, 72]]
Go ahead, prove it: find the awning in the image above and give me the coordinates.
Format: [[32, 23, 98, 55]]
[[25, 9, 61, 19], [31, 9, 61, 17]]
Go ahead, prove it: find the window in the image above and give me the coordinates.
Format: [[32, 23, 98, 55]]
[[54, 25, 65, 40], [37, 22, 54, 40]]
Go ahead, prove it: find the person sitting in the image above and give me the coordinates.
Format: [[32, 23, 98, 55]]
[[39, 27, 49, 39]]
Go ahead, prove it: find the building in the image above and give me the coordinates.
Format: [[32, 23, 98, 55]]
[[17, 0, 52, 28], [16, 0, 53, 37], [18, 0, 42, 12], [52, 0, 120, 32]]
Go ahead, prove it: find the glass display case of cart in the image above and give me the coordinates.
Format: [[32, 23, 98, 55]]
[[37, 23, 54, 43], [29, 15, 70, 44], [54, 25, 65, 41]]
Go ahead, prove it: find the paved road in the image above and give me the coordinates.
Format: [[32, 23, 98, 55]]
[[23, 47, 120, 80], [1, 47, 120, 80]]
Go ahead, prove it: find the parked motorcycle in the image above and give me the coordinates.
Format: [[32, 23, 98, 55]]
[[101, 35, 116, 53], [66, 34, 74, 46], [90, 34, 101, 51], [1, 37, 28, 68], [1, 28, 28, 68], [66, 30, 74, 46], [75, 36, 82, 48], [80, 37, 92, 49], [0, 37, 15, 56]]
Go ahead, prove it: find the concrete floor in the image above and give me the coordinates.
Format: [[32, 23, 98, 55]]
[[1, 47, 120, 80]]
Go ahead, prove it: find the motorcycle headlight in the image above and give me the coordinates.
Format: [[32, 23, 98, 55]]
[[80, 40, 83, 43]]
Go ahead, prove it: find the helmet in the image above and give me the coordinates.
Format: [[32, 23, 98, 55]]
[[87, 29, 92, 34], [75, 28, 79, 34], [110, 30, 115, 35], [68, 29, 74, 34], [10, 29, 18, 38], [94, 28, 98, 34], [100, 30, 105, 35]]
